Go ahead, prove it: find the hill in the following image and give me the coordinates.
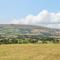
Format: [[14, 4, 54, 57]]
[[0, 24, 60, 44], [0, 24, 60, 38]]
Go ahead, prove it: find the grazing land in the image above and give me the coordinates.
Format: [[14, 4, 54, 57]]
[[0, 44, 60, 60]]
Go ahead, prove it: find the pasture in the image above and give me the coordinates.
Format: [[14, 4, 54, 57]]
[[0, 44, 60, 60]]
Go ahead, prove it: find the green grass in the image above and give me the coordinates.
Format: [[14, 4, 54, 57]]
[[0, 44, 60, 60]]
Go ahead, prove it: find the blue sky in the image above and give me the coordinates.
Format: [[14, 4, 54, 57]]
[[0, 0, 60, 24]]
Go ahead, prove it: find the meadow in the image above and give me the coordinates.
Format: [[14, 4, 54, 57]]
[[0, 44, 60, 60]]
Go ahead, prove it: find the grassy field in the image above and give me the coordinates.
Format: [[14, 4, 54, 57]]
[[0, 44, 60, 60]]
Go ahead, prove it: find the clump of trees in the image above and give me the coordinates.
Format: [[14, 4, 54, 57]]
[[0, 34, 60, 44]]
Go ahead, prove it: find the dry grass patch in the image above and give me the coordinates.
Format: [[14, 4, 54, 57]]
[[0, 44, 60, 60]]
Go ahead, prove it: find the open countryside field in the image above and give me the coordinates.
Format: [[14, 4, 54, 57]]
[[0, 44, 60, 60]]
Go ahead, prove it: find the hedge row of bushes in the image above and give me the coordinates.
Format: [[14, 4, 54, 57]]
[[0, 35, 60, 44]]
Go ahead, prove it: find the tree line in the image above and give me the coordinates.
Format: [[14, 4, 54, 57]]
[[0, 34, 60, 44]]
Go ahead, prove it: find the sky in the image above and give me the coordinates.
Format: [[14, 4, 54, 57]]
[[0, 0, 60, 28]]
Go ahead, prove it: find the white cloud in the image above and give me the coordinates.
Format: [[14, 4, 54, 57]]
[[11, 19, 19, 24], [10, 10, 60, 28]]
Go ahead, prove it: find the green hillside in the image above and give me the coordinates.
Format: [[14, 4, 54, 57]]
[[0, 24, 60, 44]]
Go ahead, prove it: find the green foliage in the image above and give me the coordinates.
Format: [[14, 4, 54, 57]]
[[0, 34, 59, 44]]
